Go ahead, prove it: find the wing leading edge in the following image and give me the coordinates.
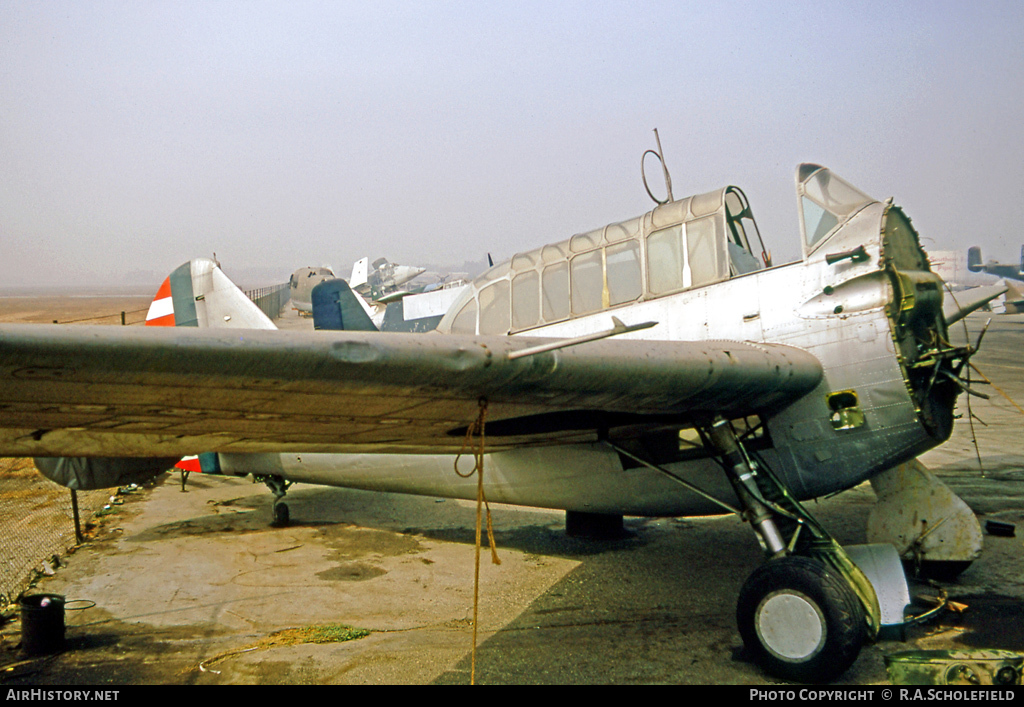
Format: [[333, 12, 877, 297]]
[[0, 323, 822, 457]]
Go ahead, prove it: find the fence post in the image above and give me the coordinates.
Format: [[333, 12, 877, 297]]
[[70, 489, 83, 544]]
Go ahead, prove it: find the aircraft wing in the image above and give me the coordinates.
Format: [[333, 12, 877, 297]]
[[0, 324, 822, 457], [942, 283, 1008, 325]]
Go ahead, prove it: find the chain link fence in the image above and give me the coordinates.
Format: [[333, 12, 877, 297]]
[[0, 458, 112, 607], [245, 282, 290, 321], [0, 283, 289, 607]]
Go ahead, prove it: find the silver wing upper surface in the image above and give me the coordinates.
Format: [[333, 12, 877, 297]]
[[0, 324, 822, 457]]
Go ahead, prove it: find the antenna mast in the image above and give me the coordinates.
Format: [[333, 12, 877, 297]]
[[642, 128, 674, 205]]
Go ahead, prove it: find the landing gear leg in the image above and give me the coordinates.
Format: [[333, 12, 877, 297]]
[[257, 475, 293, 527], [704, 419, 789, 556], [701, 418, 877, 683]]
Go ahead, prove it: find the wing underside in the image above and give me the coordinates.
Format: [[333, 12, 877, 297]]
[[0, 324, 822, 457]]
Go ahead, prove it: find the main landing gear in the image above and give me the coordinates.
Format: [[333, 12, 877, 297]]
[[606, 417, 887, 683], [611, 418, 884, 682], [698, 417, 880, 683]]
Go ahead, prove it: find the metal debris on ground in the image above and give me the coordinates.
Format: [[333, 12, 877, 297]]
[[886, 649, 1023, 686], [985, 520, 1016, 537]]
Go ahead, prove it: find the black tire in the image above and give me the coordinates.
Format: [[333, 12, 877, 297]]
[[737, 555, 867, 683], [272, 502, 290, 527]]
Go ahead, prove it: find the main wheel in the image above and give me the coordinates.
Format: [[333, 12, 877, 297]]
[[737, 556, 867, 683]]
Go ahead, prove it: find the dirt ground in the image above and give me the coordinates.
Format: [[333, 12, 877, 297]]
[[0, 294, 151, 326]]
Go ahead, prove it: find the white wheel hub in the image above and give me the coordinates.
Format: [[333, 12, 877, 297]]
[[755, 590, 826, 662]]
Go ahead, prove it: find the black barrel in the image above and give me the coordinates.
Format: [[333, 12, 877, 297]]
[[19, 593, 65, 655]]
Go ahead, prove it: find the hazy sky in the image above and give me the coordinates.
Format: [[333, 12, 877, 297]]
[[2, 1, 1023, 289]]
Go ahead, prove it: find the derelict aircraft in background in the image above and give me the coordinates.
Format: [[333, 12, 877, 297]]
[[290, 257, 431, 319], [966, 245, 1024, 313], [928, 246, 1024, 314], [312, 274, 469, 334], [329, 256, 460, 332], [968, 244, 1024, 283], [0, 148, 1007, 681], [287, 265, 335, 316], [350, 256, 426, 301]]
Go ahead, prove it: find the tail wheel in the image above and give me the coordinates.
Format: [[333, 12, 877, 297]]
[[737, 556, 866, 683], [273, 502, 290, 527]]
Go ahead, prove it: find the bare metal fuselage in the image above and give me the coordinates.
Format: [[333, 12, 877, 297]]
[[222, 199, 954, 518]]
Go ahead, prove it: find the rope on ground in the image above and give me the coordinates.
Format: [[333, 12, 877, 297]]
[[453, 398, 500, 685]]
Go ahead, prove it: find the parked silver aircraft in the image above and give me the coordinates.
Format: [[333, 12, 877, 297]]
[[288, 265, 335, 316], [0, 162, 1003, 682], [350, 256, 426, 300]]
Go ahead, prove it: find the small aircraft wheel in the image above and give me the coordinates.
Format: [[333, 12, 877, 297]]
[[272, 502, 290, 527], [737, 555, 866, 683]]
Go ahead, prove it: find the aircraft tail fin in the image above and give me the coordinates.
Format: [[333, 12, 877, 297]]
[[145, 258, 277, 330], [141, 258, 277, 483], [312, 278, 379, 331], [967, 246, 983, 273], [350, 257, 369, 290], [37, 260, 278, 490]]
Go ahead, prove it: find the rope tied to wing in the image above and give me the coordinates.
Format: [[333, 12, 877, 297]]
[[455, 398, 500, 565], [454, 397, 500, 684]]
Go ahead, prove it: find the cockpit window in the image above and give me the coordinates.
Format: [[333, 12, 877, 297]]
[[606, 240, 642, 305], [437, 183, 772, 336], [542, 262, 569, 321], [511, 271, 540, 330], [797, 164, 874, 252], [478, 281, 510, 335], [646, 224, 684, 294], [803, 168, 872, 216], [687, 216, 721, 287], [802, 196, 839, 247], [571, 250, 604, 315], [450, 298, 477, 334], [725, 187, 767, 273]]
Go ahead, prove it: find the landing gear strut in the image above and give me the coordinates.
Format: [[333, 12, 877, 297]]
[[610, 419, 888, 682], [699, 418, 879, 683], [257, 474, 293, 527]]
